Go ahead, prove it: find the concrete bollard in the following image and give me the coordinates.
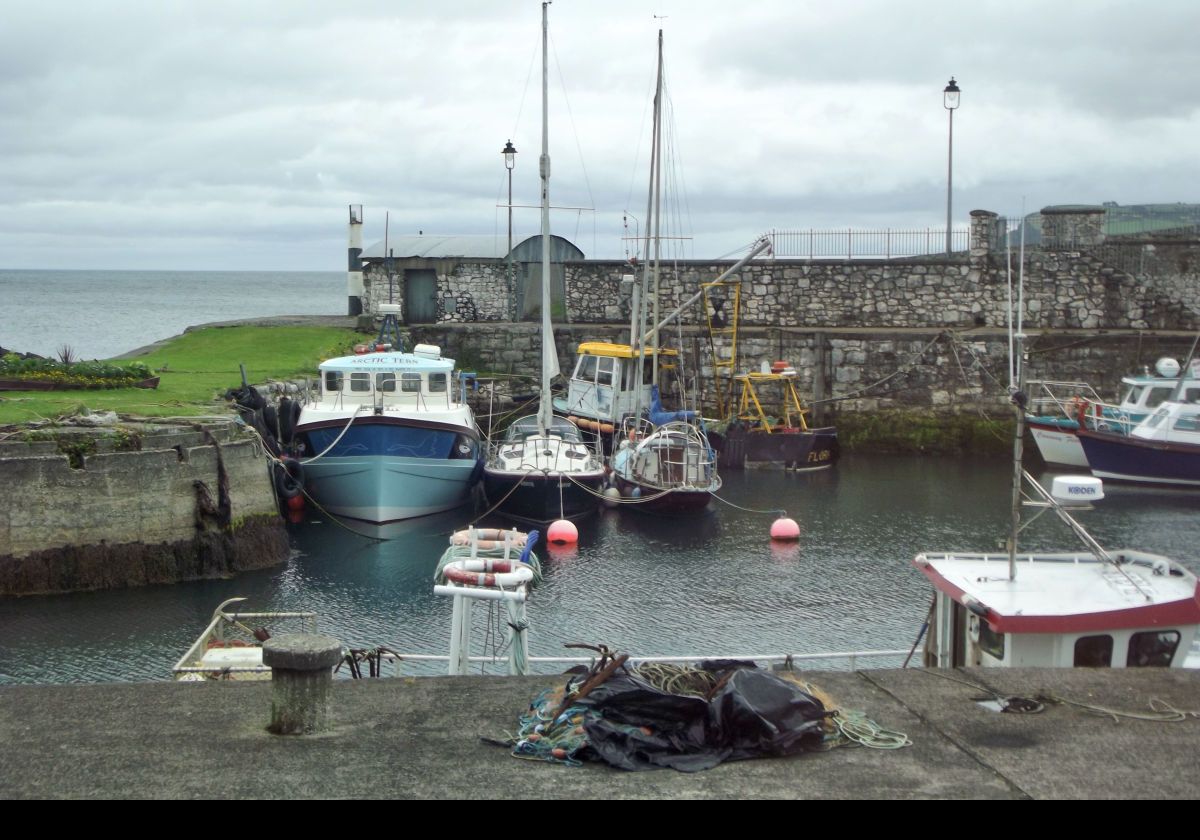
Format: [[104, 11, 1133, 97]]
[[263, 633, 344, 735]]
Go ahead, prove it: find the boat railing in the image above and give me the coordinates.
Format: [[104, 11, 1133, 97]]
[[359, 648, 914, 677], [486, 432, 604, 472], [1026, 380, 1137, 433], [172, 607, 319, 678]]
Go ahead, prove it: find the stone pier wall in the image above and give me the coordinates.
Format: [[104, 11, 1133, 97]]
[[0, 422, 288, 595]]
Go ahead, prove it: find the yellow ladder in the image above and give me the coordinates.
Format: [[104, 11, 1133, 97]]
[[702, 280, 740, 419]]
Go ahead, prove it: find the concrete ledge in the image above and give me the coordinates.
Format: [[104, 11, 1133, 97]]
[[1, 667, 1196, 799]]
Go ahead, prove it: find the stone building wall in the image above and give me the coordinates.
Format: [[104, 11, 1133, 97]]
[[363, 207, 1198, 335]]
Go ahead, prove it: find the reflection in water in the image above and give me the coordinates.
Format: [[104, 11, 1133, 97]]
[[3, 454, 1200, 684]]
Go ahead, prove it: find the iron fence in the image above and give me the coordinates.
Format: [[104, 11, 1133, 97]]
[[767, 227, 970, 260]]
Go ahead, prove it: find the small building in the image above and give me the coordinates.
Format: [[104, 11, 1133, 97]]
[[360, 233, 585, 324]]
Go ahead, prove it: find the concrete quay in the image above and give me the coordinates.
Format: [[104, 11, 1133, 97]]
[[2, 666, 1198, 799]]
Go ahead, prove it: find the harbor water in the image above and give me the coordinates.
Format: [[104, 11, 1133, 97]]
[[3, 454, 1200, 684], [3, 269, 1200, 684]]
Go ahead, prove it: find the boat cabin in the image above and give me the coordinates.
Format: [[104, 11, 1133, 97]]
[[317, 346, 461, 410], [1130, 400, 1200, 444], [503, 414, 586, 443], [914, 551, 1200, 669], [559, 341, 678, 425]]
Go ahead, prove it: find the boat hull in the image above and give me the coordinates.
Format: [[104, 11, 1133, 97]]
[[711, 426, 839, 471], [1077, 429, 1200, 486], [1027, 418, 1089, 468], [483, 469, 605, 523], [301, 454, 480, 521], [610, 475, 716, 514], [298, 419, 481, 522]]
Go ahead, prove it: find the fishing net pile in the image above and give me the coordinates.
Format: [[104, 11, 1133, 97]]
[[507, 650, 842, 772]]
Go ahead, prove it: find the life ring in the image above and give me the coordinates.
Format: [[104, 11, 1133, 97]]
[[1071, 397, 1090, 425], [274, 456, 304, 500], [442, 558, 534, 588], [449, 528, 528, 549]]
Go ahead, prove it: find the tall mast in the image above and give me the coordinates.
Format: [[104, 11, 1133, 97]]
[[632, 29, 663, 422], [649, 29, 663, 387], [538, 0, 557, 434]]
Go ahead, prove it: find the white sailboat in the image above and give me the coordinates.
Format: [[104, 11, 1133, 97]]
[[481, 1, 605, 524]]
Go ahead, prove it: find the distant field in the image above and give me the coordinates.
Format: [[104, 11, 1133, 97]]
[[0, 325, 360, 425]]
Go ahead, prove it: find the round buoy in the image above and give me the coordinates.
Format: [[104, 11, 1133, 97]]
[[286, 493, 305, 512], [601, 486, 621, 508], [547, 518, 579, 545], [770, 516, 801, 541]]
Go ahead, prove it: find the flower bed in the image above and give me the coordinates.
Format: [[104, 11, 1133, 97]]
[[0, 355, 157, 390]]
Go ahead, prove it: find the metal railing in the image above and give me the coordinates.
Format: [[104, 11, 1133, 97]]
[[768, 227, 970, 260]]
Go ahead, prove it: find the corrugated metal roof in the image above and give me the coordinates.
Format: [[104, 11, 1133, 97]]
[[362, 234, 516, 260], [361, 233, 584, 260]]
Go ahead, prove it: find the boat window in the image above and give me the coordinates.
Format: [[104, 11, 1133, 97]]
[[401, 372, 422, 393], [324, 371, 343, 393], [350, 372, 372, 393], [1073, 635, 1113, 667], [576, 355, 598, 382], [1126, 631, 1180, 667], [429, 372, 447, 393], [1144, 408, 1169, 429], [377, 372, 396, 393], [1122, 385, 1142, 405], [1146, 387, 1172, 408], [978, 618, 1005, 661], [1173, 413, 1200, 432], [1184, 387, 1200, 403], [597, 357, 615, 386]]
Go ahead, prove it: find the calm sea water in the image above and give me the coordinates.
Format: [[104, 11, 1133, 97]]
[[0, 269, 344, 360], [3, 455, 1199, 685]]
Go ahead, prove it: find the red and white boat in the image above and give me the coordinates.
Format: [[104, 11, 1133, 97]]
[[914, 343, 1200, 670]]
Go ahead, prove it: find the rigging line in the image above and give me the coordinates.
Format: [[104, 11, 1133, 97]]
[[708, 491, 785, 517], [549, 31, 597, 222], [623, 62, 659, 224]]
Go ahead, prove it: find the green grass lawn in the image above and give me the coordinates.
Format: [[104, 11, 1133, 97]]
[[0, 325, 360, 425]]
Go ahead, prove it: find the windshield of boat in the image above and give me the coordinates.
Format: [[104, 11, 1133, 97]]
[[504, 416, 583, 442]]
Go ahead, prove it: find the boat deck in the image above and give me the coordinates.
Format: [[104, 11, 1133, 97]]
[[3, 667, 1199, 799]]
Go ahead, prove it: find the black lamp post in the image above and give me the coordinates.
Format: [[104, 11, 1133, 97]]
[[944, 77, 960, 256], [503, 139, 517, 319]]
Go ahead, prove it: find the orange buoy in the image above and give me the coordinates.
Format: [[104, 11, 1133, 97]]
[[547, 518, 579, 545], [770, 516, 801, 541]]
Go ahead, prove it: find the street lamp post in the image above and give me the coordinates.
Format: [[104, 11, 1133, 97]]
[[944, 77, 960, 256], [503, 139, 517, 320]]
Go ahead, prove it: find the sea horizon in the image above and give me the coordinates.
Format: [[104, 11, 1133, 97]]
[[0, 268, 345, 361]]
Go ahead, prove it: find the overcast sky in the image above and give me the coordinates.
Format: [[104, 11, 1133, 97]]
[[2, 0, 1197, 271]]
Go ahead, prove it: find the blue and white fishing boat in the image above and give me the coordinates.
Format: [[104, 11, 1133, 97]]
[[293, 344, 482, 523], [1026, 358, 1200, 468]]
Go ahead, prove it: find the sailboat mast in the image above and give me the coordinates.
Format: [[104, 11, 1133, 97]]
[[538, 0, 557, 434], [650, 29, 664, 388], [632, 29, 663, 421]]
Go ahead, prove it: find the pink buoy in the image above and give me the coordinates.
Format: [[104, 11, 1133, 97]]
[[547, 518, 579, 545], [770, 516, 801, 541]]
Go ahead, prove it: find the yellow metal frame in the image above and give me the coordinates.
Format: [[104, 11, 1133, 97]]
[[701, 280, 740, 418], [735, 372, 810, 432]]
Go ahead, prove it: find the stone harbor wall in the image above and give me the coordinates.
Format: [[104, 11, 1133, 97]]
[[409, 322, 1199, 420], [361, 207, 1200, 334], [0, 421, 288, 595]]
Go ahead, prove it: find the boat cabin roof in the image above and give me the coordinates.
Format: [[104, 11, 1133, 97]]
[[320, 352, 454, 375], [914, 551, 1200, 634], [575, 341, 678, 360], [1131, 400, 1200, 442], [504, 415, 584, 442]]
